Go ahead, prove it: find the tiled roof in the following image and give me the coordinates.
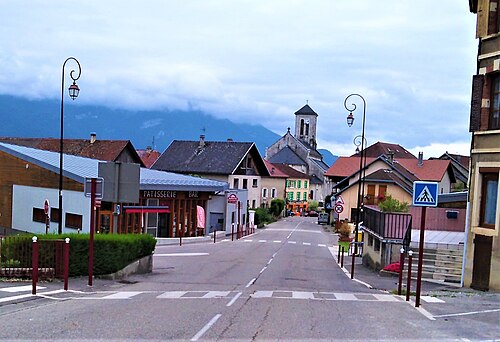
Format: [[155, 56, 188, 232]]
[[263, 160, 288, 178], [272, 164, 310, 179], [395, 159, 452, 182], [267, 146, 307, 165], [325, 156, 377, 177], [0, 137, 144, 166], [353, 142, 416, 159], [153, 140, 268, 176], [364, 169, 413, 193], [294, 104, 318, 116], [0, 143, 227, 192], [136, 149, 161, 168]]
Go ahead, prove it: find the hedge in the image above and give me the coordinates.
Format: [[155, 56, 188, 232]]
[[1, 233, 156, 277]]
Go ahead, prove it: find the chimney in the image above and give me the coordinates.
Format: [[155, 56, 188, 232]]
[[90, 132, 96, 144], [199, 134, 205, 148], [146, 146, 152, 154], [387, 151, 394, 164], [227, 138, 233, 142], [418, 152, 424, 167]]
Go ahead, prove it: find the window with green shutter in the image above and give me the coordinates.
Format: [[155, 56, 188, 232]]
[[297, 180, 301, 188], [304, 181, 308, 188]]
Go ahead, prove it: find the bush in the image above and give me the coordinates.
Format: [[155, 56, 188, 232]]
[[269, 199, 285, 217], [378, 194, 409, 213], [254, 208, 274, 227], [337, 221, 352, 242], [1, 233, 156, 276], [308, 200, 319, 212]]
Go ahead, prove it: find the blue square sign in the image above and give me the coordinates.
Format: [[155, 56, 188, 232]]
[[413, 181, 439, 207]]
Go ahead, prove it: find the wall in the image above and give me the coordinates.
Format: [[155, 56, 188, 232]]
[[260, 177, 286, 208], [12, 185, 90, 234], [409, 207, 466, 232]]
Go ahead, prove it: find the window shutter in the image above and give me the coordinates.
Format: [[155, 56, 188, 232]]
[[470, 74, 484, 132]]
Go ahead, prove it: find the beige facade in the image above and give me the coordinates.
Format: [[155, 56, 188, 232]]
[[465, 0, 500, 291], [260, 177, 286, 209]]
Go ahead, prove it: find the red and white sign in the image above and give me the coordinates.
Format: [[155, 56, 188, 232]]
[[44, 199, 50, 215], [227, 194, 238, 204], [335, 195, 345, 205], [334, 204, 344, 214], [95, 199, 102, 208]]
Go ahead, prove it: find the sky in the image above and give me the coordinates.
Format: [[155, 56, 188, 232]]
[[0, 1, 478, 158]]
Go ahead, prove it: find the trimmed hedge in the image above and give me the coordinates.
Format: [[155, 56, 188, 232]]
[[1, 233, 156, 277]]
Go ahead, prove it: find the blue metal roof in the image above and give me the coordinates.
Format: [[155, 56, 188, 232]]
[[0, 142, 228, 192]]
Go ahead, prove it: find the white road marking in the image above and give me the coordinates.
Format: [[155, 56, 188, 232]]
[[101, 291, 143, 299], [251, 291, 273, 298], [421, 296, 445, 303], [352, 278, 374, 289], [273, 240, 282, 243], [272, 252, 278, 258], [292, 291, 315, 299], [334, 293, 357, 301], [288, 241, 297, 244], [191, 314, 221, 341], [157, 291, 187, 299], [202, 291, 230, 299], [0, 285, 46, 293], [226, 292, 242, 307], [258, 240, 266, 243], [245, 278, 256, 288], [154, 253, 209, 257], [259, 266, 267, 274], [0, 289, 66, 304], [433, 308, 500, 318], [244, 239, 253, 242], [373, 294, 400, 302], [267, 259, 273, 265], [302, 242, 311, 246], [318, 244, 326, 247]]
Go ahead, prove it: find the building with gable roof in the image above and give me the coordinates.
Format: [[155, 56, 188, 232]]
[[265, 104, 329, 203], [261, 160, 288, 210]]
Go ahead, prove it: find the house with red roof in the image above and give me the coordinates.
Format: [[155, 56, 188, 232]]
[[261, 160, 288, 209]]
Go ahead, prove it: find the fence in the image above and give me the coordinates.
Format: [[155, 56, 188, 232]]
[[0, 236, 67, 279], [363, 206, 412, 240]]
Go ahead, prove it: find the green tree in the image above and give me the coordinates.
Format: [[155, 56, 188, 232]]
[[378, 194, 410, 213], [270, 199, 285, 217], [308, 200, 319, 211]]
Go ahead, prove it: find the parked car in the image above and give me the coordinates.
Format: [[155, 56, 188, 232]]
[[318, 213, 329, 224], [308, 210, 319, 217]]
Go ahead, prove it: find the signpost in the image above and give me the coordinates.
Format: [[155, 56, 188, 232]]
[[227, 193, 238, 204], [412, 181, 439, 307]]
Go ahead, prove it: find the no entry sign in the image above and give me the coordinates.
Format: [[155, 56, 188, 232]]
[[44, 199, 50, 215]]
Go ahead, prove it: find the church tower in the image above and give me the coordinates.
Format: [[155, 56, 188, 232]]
[[294, 104, 318, 149]]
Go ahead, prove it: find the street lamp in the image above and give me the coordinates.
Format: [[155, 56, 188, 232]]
[[58, 57, 82, 234], [344, 94, 366, 257]]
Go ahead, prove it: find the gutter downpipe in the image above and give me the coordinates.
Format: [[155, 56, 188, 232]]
[[461, 201, 470, 287]]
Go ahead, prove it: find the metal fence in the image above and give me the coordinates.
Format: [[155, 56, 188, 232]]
[[363, 206, 412, 240]]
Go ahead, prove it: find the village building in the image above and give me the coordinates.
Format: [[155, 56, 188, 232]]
[[265, 104, 329, 203], [260, 160, 288, 209]]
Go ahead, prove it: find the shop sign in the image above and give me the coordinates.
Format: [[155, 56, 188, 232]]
[[142, 190, 177, 198]]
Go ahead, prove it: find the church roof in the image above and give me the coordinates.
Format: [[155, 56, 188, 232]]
[[294, 104, 318, 117], [267, 146, 307, 166]]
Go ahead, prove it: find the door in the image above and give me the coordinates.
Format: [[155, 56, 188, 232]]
[[157, 213, 170, 238], [209, 213, 224, 233], [366, 185, 376, 205], [471, 234, 493, 291], [98, 211, 113, 234]]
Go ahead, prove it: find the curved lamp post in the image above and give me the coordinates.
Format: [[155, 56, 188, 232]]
[[58, 57, 82, 234], [344, 94, 366, 259]]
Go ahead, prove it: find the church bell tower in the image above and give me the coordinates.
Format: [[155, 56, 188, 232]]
[[294, 103, 318, 149]]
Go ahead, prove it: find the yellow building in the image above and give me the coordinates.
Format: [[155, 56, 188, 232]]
[[272, 163, 311, 214]]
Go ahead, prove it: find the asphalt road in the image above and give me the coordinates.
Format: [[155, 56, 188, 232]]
[[0, 216, 499, 341]]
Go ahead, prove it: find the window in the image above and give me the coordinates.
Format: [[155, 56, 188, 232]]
[[374, 239, 380, 252], [368, 234, 373, 247], [262, 188, 268, 198], [65, 213, 82, 229], [303, 192, 307, 200], [288, 180, 296, 189], [147, 199, 159, 228], [297, 180, 302, 188], [50, 208, 60, 223], [32, 208, 46, 223], [243, 179, 248, 189], [480, 172, 498, 228], [287, 192, 294, 201], [271, 188, 277, 198], [491, 76, 500, 130], [296, 192, 301, 201], [304, 181, 308, 188], [252, 200, 256, 208], [252, 179, 258, 188], [233, 178, 239, 189]]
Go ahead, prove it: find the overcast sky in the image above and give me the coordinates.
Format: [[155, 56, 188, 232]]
[[1, 1, 477, 157]]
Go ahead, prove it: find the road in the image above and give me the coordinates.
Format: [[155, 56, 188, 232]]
[[0, 216, 499, 340]]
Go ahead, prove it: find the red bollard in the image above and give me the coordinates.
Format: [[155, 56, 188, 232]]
[[231, 224, 235, 241], [406, 250, 413, 301], [64, 238, 70, 291], [32, 236, 38, 295], [340, 246, 345, 268], [398, 247, 405, 296], [180, 228, 183, 246]]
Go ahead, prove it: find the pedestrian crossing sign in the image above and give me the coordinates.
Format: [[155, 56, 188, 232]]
[[412, 181, 439, 207]]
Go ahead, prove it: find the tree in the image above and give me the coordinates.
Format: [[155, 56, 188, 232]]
[[270, 199, 285, 217], [308, 200, 319, 211], [378, 194, 410, 213]]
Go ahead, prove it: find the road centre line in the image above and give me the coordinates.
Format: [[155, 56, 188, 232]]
[[302, 242, 311, 246], [273, 240, 282, 243], [226, 292, 242, 307], [245, 278, 256, 288], [258, 240, 266, 243], [267, 259, 273, 265], [244, 239, 253, 242], [259, 266, 267, 274], [288, 241, 297, 244], [154, 253, 209, 257], [191, 313, 221, 341]]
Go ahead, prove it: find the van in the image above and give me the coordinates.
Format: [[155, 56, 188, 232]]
[[317, 213, 329, 225]]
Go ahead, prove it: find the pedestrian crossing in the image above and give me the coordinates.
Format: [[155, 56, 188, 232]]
[[0, 285, 445, 304]]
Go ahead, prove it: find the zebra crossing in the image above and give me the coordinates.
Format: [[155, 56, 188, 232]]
[[0, 285, 445, 304]]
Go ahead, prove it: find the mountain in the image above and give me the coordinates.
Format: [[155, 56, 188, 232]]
[[0, 94, 337, 166]]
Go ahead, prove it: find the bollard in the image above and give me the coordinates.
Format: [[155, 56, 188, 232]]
[[32, 236, 38, 295], [340, 246, 345, 268], [398, 247, 405, 296], [64, 238, 70, 291], [180, 229, 183, 246], [337, 245, 341, 262], [214, 230, 217, 243], [406, 250, 413, 301], [350, 247, 355, 279], [231, 223, 235, 241]]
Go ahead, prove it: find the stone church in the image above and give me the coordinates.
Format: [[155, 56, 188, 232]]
[[265, 104, 329, 203]]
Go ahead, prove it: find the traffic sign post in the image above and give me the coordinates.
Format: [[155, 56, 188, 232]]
[[412, 181, 439, 307], [44, 199, 50, 234]]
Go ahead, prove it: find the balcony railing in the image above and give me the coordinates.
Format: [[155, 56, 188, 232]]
[[363, 205, 412, 241]]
